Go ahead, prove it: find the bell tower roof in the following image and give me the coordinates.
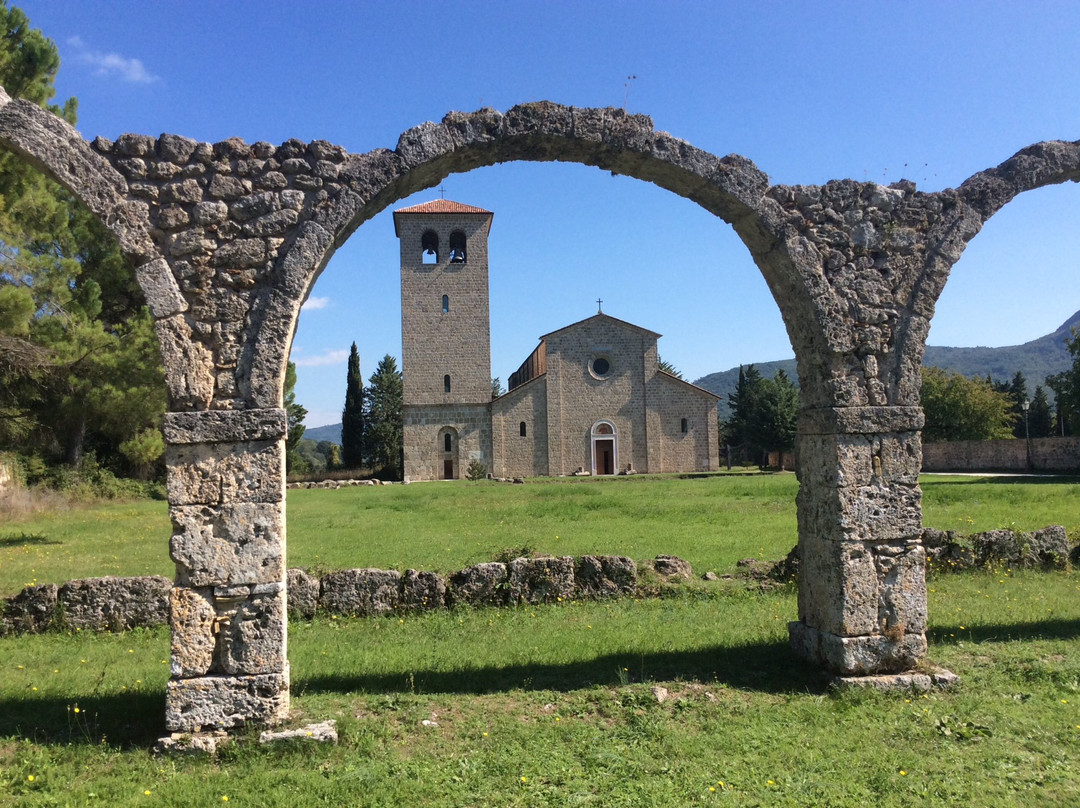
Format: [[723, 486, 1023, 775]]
[[393, 199, 493, 235]]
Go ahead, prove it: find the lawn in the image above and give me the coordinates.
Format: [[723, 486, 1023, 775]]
[[1, 473, 1079, 806]]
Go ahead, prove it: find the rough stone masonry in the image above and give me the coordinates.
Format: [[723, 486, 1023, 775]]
[[0, 82, 1077, 732]]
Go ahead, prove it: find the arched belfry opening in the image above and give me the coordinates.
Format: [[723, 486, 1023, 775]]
[[4, 82, 1076, 735], [448, 229, 467, 263], [421, 229, 439, 264]]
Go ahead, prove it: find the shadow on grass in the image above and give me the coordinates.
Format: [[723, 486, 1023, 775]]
[[0, 532, 59, 548], [0, 691, 165, 748], [294, 639, 827, 698], [929, 617, 1080, 645]]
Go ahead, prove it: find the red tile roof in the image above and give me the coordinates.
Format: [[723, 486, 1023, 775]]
[[394, 199, 492, 215]]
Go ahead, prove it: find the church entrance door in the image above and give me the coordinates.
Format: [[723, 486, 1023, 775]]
[[590, 421, 618, 476], [595, 439, 614, 475]]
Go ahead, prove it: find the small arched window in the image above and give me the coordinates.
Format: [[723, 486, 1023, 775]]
[[442, 294, 450, 313], [681, 418, 688, 434], [421, 230, 439, 264], [519, 421, 527, 437], [444, 374, 451, 393], [444, 433, 452, 453], [449, 230, 467, 263]]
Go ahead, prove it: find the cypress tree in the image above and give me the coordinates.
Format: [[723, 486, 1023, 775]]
[[341, 342, 364, 468]]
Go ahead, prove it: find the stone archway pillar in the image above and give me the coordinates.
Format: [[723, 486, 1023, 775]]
[[790, 405, 927, 674], [162, 409, 290, 731]]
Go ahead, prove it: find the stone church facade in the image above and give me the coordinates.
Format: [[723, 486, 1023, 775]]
[[396, 199, 720, 481]]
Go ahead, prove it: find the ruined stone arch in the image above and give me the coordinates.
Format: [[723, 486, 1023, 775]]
[[2, 79, 1078, 734]]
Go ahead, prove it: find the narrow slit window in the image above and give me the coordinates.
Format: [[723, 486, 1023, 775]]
[[421, 230, 439, 264], [681, 418, 688, 433], [442, 294, 449, 313], [444, 374, 451, 393], [449, 230, 467, 263], [519, 421, 527, 437], [444, 433, 452, 453]]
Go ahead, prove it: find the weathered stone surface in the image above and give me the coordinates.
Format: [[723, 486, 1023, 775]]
[[136, 257, 187, 319], [259, 719, 338, 745], [400, 569, 446, 611], [790, 620, 927, 675], [575, 555, 637, 598], [165, 670, 289, 732], [652, 555, 693, 579], [171, 587, 216, 677], [215, 590, 287, 676], [1024, 525, 1069, 569], [286, 568, 320, 618], [320, 568, 402, 616], [154, 730, 230, 756], [447, 562, 509, 607], [4, 583, 58, 633], [166, 440, 284, 505], [508, 556, 575, 604], [163, 408, 287, 445], [58, 575, 171, 631], [170, 503, 285, 586]]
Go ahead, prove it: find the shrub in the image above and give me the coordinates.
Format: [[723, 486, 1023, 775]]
[[465, 459, 488, 481]]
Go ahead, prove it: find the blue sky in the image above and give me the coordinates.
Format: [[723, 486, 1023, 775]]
[[17, 0, 1080, 426]]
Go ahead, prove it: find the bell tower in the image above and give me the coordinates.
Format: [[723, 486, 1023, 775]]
[[394, 199, 494, 481]]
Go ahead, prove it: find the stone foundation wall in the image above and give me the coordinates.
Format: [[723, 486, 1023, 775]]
[[922, 437, 1080, 472]]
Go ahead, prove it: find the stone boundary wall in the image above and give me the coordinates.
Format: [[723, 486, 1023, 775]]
[[922, 437, 1080, 473], [0, 554, 647, 636]]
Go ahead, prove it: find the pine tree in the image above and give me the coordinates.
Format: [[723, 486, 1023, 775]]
[[364, 354, 403, 480], [284, 361, 309, 474], [1028, 385, 1053, 438], [0, 2, 166, 474], [341, 342, 364, 468]]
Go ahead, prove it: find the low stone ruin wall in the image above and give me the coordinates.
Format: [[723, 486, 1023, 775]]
[[921, 525, 1073, 571], [1, 554, 655, 636]]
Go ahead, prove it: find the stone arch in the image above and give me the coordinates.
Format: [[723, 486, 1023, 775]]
[[3, 79, 1078, 734]]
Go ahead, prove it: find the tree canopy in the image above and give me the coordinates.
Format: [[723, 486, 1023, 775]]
[[920, 367, 1016, 443], [0, 2, 166, 478]]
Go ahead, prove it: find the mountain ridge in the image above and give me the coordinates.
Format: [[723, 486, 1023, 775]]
[[693, 308, 1080, 416]]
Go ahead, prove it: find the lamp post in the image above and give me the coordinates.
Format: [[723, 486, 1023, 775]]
[[1022, 398, 1031, 471]]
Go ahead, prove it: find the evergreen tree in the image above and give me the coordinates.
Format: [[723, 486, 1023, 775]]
[[341, 342, 364, 467], [1028, 385, 1053, 438], [1047, 327, 1080, 437], [0, 2, 166, 474], [284, 361, 308, 474], [723, 365, 763, 461], [746, 369, 799, 458], [364, 354, 403, 480]]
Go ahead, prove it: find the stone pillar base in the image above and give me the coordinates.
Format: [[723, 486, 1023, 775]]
[[789, 621, 926, 675], [165, 668, 289, 732]]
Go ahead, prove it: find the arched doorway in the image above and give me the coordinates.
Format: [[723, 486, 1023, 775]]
[[439, 427, 459, 479], [590, 421, 617, 476]]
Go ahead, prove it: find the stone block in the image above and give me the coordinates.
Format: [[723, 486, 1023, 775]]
[[135, 257, 188, 319], [400, 570, 447, 611], [163, 408, 287, 445], [165, 669, 289, 732], [790, 621, 927, 675], [320, 569, 402, 616], [216, 590, 287, 676], [171, 587, 216, 677], [575, 555, 637, 598], [4, 583, 57, 633], [170, 503, 285, 586], [1023, 525, 1069, 569], [154, 315, 216, 410], [59, 575, 171, 631], [652, 555, 693, 579], [796, 534, 879, 636], [508, 556, 575, 604], [286, 568, 320, 618], [166, 440, 284, 505], [447, 562, 509, 607], [875, 545, 927, 634]]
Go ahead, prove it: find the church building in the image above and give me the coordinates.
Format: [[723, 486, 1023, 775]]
[[395, 199, 720, 482]]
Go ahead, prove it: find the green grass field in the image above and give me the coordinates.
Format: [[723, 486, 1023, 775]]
[[2, 474, 1079, 806]]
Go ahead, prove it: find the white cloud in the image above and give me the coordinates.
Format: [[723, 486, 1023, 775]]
[[292, 349, 349, 368], [66, 36, 159, 84], [301, 296, 331, 311]]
